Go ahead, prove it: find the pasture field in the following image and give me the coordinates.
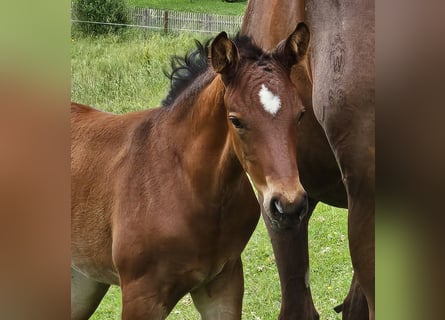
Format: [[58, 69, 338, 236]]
[[127, 0, 247, 16], [71, 29, 351, 319]]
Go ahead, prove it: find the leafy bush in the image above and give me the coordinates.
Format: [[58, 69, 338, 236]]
[[73, 0, 129, 35]]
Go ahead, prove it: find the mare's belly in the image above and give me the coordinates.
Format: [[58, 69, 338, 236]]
[[305, 0, 375, 165]]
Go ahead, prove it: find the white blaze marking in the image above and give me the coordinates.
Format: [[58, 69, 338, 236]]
[[259, 84, 281, 116]]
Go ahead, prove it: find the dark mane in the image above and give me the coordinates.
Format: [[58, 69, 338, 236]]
[[161, 34, 266, 107], [162, 39, 211, 107]]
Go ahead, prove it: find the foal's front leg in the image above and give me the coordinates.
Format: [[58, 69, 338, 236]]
[[191, 258, 244, 320], [119, 268, 188, 320], [119, 275, 171, 320]]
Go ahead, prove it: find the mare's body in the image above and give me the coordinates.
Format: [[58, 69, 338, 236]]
[[72, 28, 312, 319], [241, 0, 374, 319]]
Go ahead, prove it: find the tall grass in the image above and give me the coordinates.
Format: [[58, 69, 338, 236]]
[[72, 30, 351, 320]]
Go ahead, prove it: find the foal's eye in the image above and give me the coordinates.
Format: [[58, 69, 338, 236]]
[[229, 116, 244, 129], [297, 109, 306, 123]]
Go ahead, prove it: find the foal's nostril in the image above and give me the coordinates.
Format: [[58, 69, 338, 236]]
[[270, 196, 285, 216], [273, 199, 284, 214], [269, 193, 308, 217], [267, 193, 308, 230]]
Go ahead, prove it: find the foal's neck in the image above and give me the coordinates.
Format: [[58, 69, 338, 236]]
[[169, 75, 244, 198]]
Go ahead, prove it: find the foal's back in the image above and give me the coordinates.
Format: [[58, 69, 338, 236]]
[[71, 102, 161, 284]]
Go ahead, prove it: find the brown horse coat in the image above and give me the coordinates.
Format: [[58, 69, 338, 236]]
[[72, 28, 312, 320]]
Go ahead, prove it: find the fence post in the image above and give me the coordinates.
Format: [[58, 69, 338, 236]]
[[163, 10, 169, 33]]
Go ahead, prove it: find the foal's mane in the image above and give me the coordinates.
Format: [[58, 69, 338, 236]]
[[161, 34, 265, 108]]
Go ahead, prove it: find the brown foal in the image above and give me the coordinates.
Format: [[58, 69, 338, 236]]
[[71, 25, 312, 319]]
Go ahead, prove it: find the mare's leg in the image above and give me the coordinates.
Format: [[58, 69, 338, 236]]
[[71, 267, 110, 320], [262, 196, 319, 320], [317, 93, 375, 318], [337, 272, 369, 320], [330, 142, 374, 319], [191, 258, 244, 320], [347, 182, 375, 320]]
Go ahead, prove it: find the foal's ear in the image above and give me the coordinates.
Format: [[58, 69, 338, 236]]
[[274, 22, 310, 68], [210, 32, 240, 80]]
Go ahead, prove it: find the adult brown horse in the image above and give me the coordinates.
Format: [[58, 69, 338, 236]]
[[71, 25, 312, 319], [241, 0, 374, 319]]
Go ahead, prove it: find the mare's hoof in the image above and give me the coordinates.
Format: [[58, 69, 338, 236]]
[[334, 303, 343, 313]]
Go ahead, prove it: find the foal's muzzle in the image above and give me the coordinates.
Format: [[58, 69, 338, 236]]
[[267, 191, 308, 230]]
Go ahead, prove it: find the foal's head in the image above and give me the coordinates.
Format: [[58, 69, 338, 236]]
[[211, 23, 312, 229]]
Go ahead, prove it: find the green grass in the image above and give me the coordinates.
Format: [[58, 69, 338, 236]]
[[72, 30, 351, 319], [127, 0, 247, 16], [71, 30, 209, 112]]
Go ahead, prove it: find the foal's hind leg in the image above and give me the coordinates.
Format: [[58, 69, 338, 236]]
[[71, 267, 110, 320], [191, 258, 244, 320], [261, 196, 319, 320]]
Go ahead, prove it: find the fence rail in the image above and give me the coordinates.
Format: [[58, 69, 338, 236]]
[[72, 7, 243, 35]]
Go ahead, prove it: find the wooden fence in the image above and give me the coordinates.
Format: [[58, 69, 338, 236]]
[[130, 8, 243, 34], [71, 6, 243, 35]]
